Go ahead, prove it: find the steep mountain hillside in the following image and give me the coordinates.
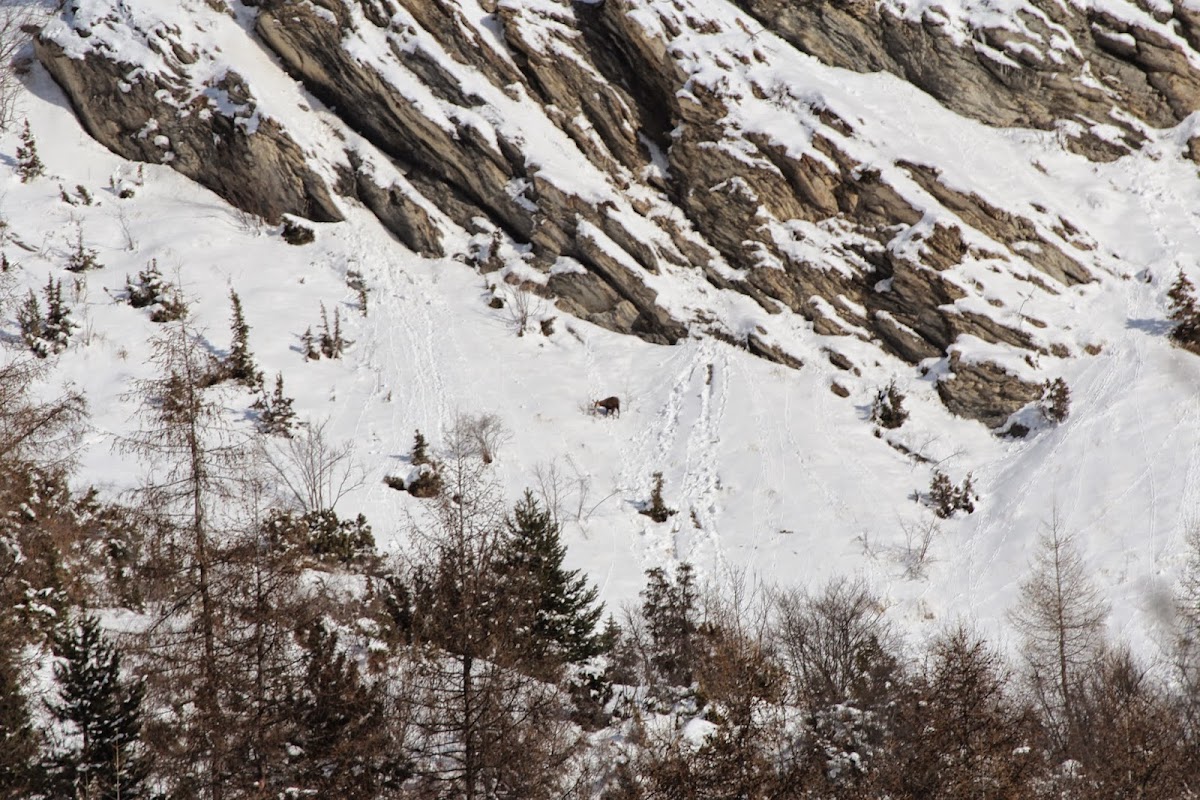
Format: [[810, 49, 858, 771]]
[[7, 0, 1200, 648]]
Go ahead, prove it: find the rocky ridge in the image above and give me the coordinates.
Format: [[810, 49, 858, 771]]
[[37, 0, 1200, 427]]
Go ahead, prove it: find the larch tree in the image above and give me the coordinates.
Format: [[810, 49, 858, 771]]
[[1009, 516, 1108, 755], [119, 318, 248, 800]]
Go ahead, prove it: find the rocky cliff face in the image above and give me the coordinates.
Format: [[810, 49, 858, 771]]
[[39, 0, 1194, 427]]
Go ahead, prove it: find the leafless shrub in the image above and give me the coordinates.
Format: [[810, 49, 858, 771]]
[[259, 419, 364, 514], [897, 517, 939, 579], [773, 576, 898, 709], [446, 411, 510, 465], [506, 286, 544, 337], [533, 455, 596, 527], [114, 207, 138, 251]]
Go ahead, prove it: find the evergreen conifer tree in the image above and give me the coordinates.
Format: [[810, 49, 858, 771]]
[[16, 289, 45, 357], [226, 289, 262, 388], [642, 563, 700, 687], [43, 278, 75, 354], [301, 326, 319, 361], [502, 490, 605, 666], [411, 429, 430, 466], [252, 373, 296, 437], [16, 120, 44, 183], [17, 279, 74, 358], [284, 624, 407, 797], [871, 379, 909, 429], [0, 623, 39, 799], [1168, 272, 1200, 349], [43, 614, 151, 800]]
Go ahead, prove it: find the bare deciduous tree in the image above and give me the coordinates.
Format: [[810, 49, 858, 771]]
[[773, 576, 898, 709], [506, 286, 544, 337], [1009, 515, 1108, 753], [259, 418, 363, 514], [0, 357, 85, 472], [447, 411, 510, 465], [119, 319, 249, 800]]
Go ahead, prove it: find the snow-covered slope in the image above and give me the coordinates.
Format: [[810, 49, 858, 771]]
[[7, 0, 1200, 653]]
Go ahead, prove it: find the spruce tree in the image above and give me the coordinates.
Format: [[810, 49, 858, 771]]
[[43, 614, 151, 800], [16, 289, 45, 357], [502, 490, 605, 666], [15, 120, 44, 183], [0, 624, 39, 799], [411, 429, 430, 466], [1168, 271, 1200, 349], [871, 379, 908, 429], [642, 563, 700, 687], [301, 326, 319, 361], [284, 624, 407, 797], [226, 289, 262, 388], [43, 278, 75, 355], [17, 279, 74, 358], [252, 373, 296, 437]]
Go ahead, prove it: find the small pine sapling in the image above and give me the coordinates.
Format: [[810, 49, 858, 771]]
[[928, 469, 977, 519], [871, 379, 909, 429], [301, 327, 320, 361], [15, 120, 44, 182], [16, 289, 44, 356], [253, 373, 297, 437], [125, 260, 187, 321], [405, 465, 443, 498], [150, 287, 188, 323], [411, 429, 430, 466], [124, 260, 165, 308], [1168, 271, 1200, 350], [1040, 377, 1070, 424], [74, 185, 92, 206], [318, 303, 347, 359], [641, 471, 677, 523], [43, 279, 75, 353], [226, 289, 262, 388], [65, 227, 101, 272]]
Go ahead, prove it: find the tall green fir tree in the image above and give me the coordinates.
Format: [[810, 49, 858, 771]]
[[284, 624, 408, 798], [0, 623, 40, 800], [43, 614, 151, 800], [225, 289, 262, 388], [642, 563, 700, 687], [502, 490, 605, 666]]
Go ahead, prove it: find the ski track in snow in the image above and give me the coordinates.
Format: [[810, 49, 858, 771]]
[[13, 0, 1200, 646]]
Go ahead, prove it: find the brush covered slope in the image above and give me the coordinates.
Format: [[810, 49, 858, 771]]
[[7, 0, 1200, 646]]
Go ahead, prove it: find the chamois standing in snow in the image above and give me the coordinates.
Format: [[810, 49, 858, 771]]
[[594, 396, 620, 418]]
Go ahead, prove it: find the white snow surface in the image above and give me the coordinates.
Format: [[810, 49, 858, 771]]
[[6, 0, 1200, 659]]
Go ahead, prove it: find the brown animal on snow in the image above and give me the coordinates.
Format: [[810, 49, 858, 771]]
[[594, 396, 620, 418]]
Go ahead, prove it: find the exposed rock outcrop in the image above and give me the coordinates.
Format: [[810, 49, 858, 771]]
[[937, 354, 1044, 428], [36, 20, 341, 224], [39, 0, 1137, 428], [733, 0, 1200, 161]]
